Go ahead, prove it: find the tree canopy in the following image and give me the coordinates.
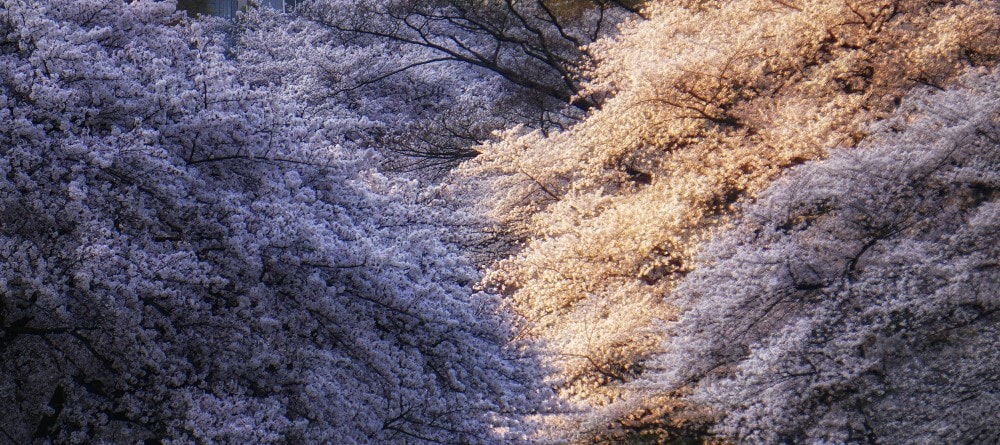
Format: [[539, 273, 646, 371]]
[[456, 0, 1000, 440], [654, 69, 1000, 443], [0, 1, 543, 442], [4, 0, 1000, 443], [236, 0, 640, 173]]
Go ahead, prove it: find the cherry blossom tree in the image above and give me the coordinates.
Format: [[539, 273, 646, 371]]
[[454, 0, 1000, 440], [0, 0, 544, 443], [653, 69, 1000, 443], [235, 0, 641, 174]]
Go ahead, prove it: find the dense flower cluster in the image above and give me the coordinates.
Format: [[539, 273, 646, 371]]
[[655, 70, 1000, 443], [5, 0, 999, 443], [0, 1, 542, 442], [457, 0, 1000, 441]]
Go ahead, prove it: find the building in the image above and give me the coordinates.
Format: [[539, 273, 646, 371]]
[[176, 0, 296, 18]]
